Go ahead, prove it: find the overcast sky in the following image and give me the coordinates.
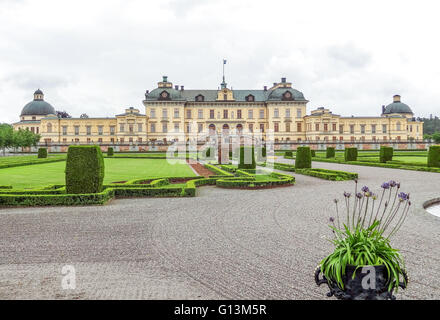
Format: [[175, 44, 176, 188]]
[[1, 0, 439, 123]]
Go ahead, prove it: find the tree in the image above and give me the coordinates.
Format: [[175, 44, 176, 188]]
[[0, 124, 14, 155], [432, 132, 440, 143], [56, 110, 72, 118]]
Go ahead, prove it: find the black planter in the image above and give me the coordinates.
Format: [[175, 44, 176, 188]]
[[315, 264, 408, 300]]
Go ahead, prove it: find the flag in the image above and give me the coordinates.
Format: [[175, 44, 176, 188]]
[[223, 59, 227, 64]]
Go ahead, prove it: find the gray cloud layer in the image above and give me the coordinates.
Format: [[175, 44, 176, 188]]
[[1, 0, 439, 124]]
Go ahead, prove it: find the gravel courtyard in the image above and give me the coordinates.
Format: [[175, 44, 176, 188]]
[[0, 159, 439, 299]]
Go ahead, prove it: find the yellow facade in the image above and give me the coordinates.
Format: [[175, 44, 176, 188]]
[[13, 79, 423, 149]]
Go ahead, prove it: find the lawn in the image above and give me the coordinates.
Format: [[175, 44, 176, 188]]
[[0, 158, 195, 189]]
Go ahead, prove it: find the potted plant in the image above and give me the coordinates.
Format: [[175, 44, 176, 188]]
[[315, 180, 410, 300]]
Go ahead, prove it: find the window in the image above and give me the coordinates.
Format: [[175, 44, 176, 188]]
[[162, 109, 168, 118], [237, 110, 242, 119], [259, 123, 265, 132], [129, 137, 133, 143], [186, 123, 191, 133], [286, 123, 290, 132], [110, 126, 115, 134], [246, 94, 254, 102], [162, 123, 167, 133], [74, 126, 79, 135], [98, 125, 103, 135], [98, 138, 102, 143], [332, 123, 337, 131], [196, 95, 204, 102], [138, 123, 142, 132], [350, 124, 355, 134], [138, 137, 142, 143], [210, 109, 215, 119], [371, 124, 376, 134], [382, 124, 387, 133], [223, 93, 227, 100], [282, 91, 293, 100], [286, 109, 290, 117], [62, 126, 67, 135], [383, 136, 387, 141], [315, 123, 320, 131], [248, 123, 253, 133], [174, 109, 179, 118], [150, 109, 156, 118], [360, 124, 365, 134], [248, 109, 253, 119], [47, 123, 52, 133], [120, 124, 125, 132], [259, 109, 264, 119], [32, 116, 36, 120], [333, 136, 337, 141], [297, 109, 302, 118], [274, 123, 279, 132], [174, 123, 179, 132], [158, 91, 170, 100], [86, 126, 92, 135], [297, 123, 302, 132], [274, 108, 279, 118], [396, 122, 401, 131], [129, 125, 134, 133], [223, 110, 228, 119], [324, 124, 328, 132], [186, 109, 191, 119], [198, 109, 203, 119], [151, 123, 156, 133], [87, 138, 91, 143], [339, 125, 344, 134], [198, 123, 203, 133], [351, 136, 355, 141]]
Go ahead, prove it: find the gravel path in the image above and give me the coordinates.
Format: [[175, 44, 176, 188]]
[[0, 157, 439, 299]]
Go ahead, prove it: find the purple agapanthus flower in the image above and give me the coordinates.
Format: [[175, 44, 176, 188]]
[[398, 192, 409, 201], [343, 192, 351, 198], [389, 180, 397, 187], [356, 192, 363, 199], [381, 182, 390, 189], [361, 186, 370, 193]]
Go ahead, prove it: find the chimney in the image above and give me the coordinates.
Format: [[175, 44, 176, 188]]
[[273, 82, 277, 86], [393, 95, 401, 103], [180, 86, 184, 91], [382, 105, 385, 114], [264, 86, 267, 91], [281, 77, 286, 83], [175, 85, 179, 90]]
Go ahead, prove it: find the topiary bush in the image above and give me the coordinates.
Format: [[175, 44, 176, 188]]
[[238, 146, 256, 169], [37, 148, 47, 158], [326, 147, 335, 158], [107, 147, 114, 156], [379, 146, 393, 163], [311, 149, 316, 157], [285, 151, 293, 157], [65, 145, 105, 194], [344, 147, 358, 161], [427, 145, 440, 168], [295, 146, 312, 169]]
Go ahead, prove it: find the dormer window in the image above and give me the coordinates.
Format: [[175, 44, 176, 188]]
[[282, 91, 293, 101], [245, 94, 255, 102], [195, 94, 204, 102], [158, 90, 170, 100]]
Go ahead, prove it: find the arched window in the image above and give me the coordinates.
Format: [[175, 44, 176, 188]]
[[195, 94, 204, 102], [245, 94, 255, 102], [282, 91, 293, 101], [236, 124, 243, 134], [209, 124, 216, 135], [158, 91, 170, 100]]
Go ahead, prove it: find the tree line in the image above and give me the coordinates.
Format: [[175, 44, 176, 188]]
[[0, 123, 41, 154]]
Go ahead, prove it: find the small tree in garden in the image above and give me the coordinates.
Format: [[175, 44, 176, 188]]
[[285, 151, 293, 157], [344, 147, 358, 161], [238, 146, 256, 169], [65, 145, 105, 194], [37, 148, 47, 158], [295, 146, 312, 169], [427, 145, 440, 168], [379, 146, 393, 163], [107, 147, 114, 156], [326, 147, 335, 158]]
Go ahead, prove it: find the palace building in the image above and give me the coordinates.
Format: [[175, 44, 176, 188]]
[[13, 76, 424, 151]]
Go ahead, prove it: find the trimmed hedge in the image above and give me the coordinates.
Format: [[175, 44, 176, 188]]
[[0, 156, 66, 169], [344, 147, 358, 161], [311, 149, 316, 157], [37, 148, 47, 158], [326, 147, 335, 158], [379, 146, 393, 163], [107, 147, 114, 156], [428, 145, 440, 168], [295, 146, 312, 169], [266, 162, 357, 181], [65, 145, 105, 194], [238, 146, 256, 169]]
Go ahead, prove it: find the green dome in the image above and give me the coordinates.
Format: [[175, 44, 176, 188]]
[[267, 87, 306, 101], [383, 102, 413, 115], [21, 100, 56, 116], [145, 88, 184, 101]]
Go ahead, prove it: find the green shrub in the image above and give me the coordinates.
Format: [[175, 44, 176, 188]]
[[65, 145, 105, 194], [428, 145, 440, 168], [295, 147, 312, 169], [37, 148, 47, 158], [285, 151, 293, 157], [326, 147, 335, 158], [107, 147, 114, 156], [238, 146, 256, 169], [344, 147, 358, 161], [311, 149, 316, 157], [379, 146, 393, 163]]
